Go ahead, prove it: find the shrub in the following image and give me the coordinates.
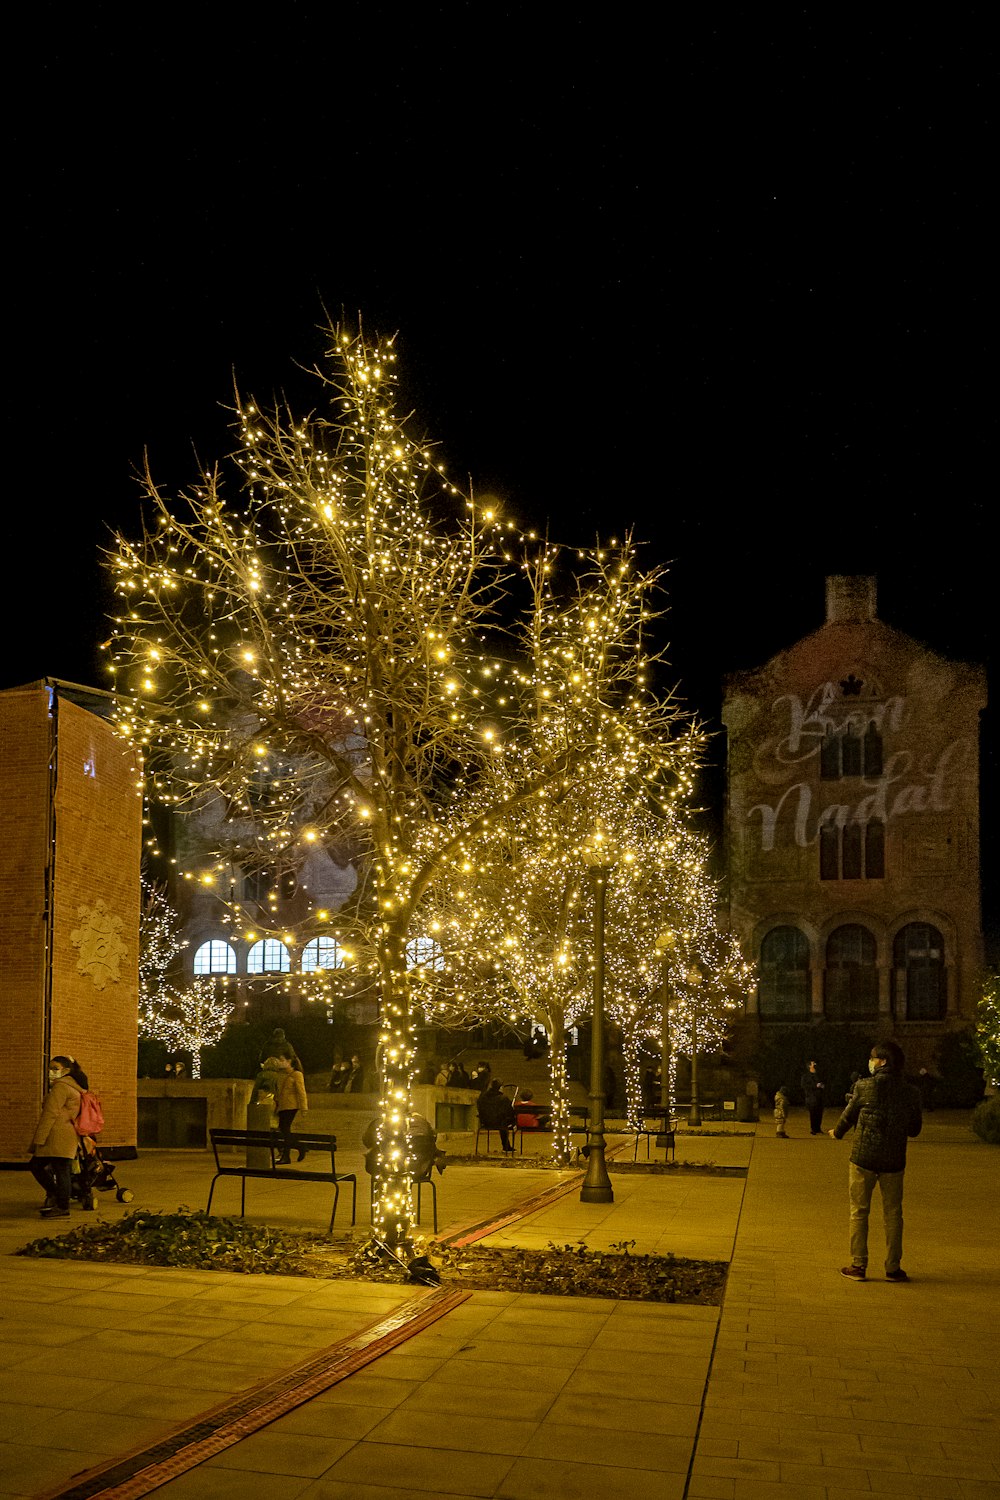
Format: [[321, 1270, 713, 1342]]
[[971, 1095, 1000, 1145]]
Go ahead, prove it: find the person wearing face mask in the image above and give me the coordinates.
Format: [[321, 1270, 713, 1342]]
[[28, 1056, 88, 1218], [829, 1041, 922, 1282]]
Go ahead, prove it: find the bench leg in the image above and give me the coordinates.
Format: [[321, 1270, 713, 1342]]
[[207, 1175, 219, 1215], [240, 1177, 246, 1218], [330, 1183, 339, 1234]]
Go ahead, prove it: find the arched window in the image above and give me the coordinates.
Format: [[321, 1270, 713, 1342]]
[[246, 939, 290, 974], [301, 936, 345, 972], [893, 924, 945, 1021], [825, 925, 878, 1019], [758, 926, 810, 1020], [193, 939, 237, 975], [405, 936, 445, 972]]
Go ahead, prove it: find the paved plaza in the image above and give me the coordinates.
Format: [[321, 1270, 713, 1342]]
[[0, 1113, 997, 1499]]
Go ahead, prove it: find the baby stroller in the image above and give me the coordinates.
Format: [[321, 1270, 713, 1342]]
[[71, 1136, 134, 1211]]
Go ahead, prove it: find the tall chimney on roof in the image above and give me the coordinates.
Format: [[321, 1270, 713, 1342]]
[[826, 575, 877, 624]]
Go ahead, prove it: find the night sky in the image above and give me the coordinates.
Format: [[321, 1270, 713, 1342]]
[[8, 8, 995, 941]]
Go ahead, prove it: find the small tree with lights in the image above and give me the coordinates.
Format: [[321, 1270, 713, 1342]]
[[407, 550, 701, 1161], [138, 878, 234, 1078], [976, 969, 1000, 1089], [604, 820, 755, 1126]]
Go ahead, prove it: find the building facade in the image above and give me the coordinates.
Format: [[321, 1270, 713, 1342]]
[[0, 681, 142, 1161], [722, 577, 986, 1062]]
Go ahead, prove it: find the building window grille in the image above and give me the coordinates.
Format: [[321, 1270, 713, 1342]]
[[301, 936, 345, 971], [819, 722, 883, 780], [247, 939, 290, 974], [841, 728, 862, 778], [825, 924, 878, 1020], [193, 940, 237, 975], [893, 923, 946, 1021], [863, 722, 883, 777], [243, 868, 271, 904], [819, 820, 885, 880], [758, 926, 810, 1020], [865, 820, 885, 878]]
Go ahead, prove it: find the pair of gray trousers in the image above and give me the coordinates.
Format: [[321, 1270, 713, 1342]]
[[848, 1162, 905, 1272]]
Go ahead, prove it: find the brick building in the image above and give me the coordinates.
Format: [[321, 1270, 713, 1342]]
[[722, 577, 986, 1066], [0, 681, 142, 1162]]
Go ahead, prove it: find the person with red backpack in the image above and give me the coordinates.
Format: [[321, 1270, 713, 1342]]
[[28, 1056, 91, 1218]]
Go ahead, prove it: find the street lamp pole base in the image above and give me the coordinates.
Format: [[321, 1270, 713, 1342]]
[[580, 1146, 614, 1203]]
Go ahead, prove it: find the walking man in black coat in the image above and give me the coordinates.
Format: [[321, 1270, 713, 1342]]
[[830, 1040, 922, 1282]]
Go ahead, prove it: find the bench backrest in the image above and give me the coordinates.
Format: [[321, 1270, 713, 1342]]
[[209, 1128, 339, 1170]]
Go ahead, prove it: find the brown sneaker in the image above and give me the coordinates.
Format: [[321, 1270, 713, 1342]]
[[840, 1265, 866, 1280], [885, 1269, 909, 1282]]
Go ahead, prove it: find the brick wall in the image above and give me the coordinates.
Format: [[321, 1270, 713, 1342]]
[[0, 686, 142, 1160], [0, 689, 51, 1158]]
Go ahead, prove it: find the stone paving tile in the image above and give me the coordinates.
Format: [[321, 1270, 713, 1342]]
[[497, 1454, 686, 1499], [449, 1338, 583, 1371], [318, 1441, 514, 1495], [73, 1380, 230, 1420], [687, 1478, 737, 1499], [358, 1351, 452, 1382], [367, 1407, 536, 1456], [0, 1440, 111, 1495], [205, 1429, 354, 1475], [521, 1420, 691, 1473], [0, 1402, 60, 1443], [297, 1484, 483, 1500], [312, 1373, 421, 1408], [0, 1370, 118, 1410], [13, 1347, 170, 1383], [269, 1400, 395, 1440], [424, 1354, 572, 1394], [543, 1388, 699, 1436], [399, 1380, 557, 1423], [155, 1467, 314, 1498]]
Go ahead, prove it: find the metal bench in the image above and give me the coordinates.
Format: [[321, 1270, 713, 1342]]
[[207, 1129, 356, 1232]]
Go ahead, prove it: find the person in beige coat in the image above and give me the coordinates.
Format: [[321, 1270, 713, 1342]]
[[28, 1056, 87, 1218], [274, 1056, 308, 1163]]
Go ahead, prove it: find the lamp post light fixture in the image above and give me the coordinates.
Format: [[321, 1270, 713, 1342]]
[[686, 964, 704, 1127], [580, 830, 617, 1204]]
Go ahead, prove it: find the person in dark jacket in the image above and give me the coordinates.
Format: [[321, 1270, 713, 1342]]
[[800, 1060, 827, 1134], [477, 1079, 515, 1153], [830, 1040, 922, 1281]]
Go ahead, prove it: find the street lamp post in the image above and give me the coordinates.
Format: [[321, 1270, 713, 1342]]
[[686, 966, 703, 1127], [654, 929, 676, 1122], [580, 834, 616, 1204]]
